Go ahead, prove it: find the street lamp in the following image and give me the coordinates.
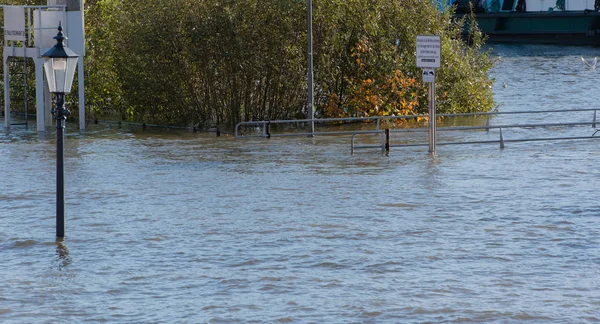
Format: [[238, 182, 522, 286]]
[[42, 23, 79, 238]]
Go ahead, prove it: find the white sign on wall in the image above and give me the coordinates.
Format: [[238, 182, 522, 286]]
[[416, 35, 441, 69], [4, 6, 26, 42]]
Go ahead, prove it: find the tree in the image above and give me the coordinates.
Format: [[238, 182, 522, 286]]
[[81, 0, 495, 127]]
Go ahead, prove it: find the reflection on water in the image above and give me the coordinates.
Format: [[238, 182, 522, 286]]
[[55, 239, 71, 271], [1, 44, 600, 323]]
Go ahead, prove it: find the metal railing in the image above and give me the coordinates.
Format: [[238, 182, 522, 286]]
[[235, 108, 598, 136], [234, 108, 600, 153], [351, 108, 600, 154], [235, 116, 392, 138]]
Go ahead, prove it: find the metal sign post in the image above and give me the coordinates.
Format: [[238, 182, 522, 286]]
[[416, 35, 441, 155], [428, 81, 436, 155], [307, 0, 314, 136]]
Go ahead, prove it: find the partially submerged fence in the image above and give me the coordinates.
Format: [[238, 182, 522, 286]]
[[235, 108, 600, 153]]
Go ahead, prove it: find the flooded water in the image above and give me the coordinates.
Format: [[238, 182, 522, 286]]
[[2, 44, 600, 323]]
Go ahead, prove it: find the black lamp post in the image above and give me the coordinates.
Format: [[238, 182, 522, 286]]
[[42, 23, 79, 238]]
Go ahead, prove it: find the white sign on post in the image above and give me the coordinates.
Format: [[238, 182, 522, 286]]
[[422, 69, 435, 83], [416, 35, 441, 69], [4, 6, 26, 42], [416, 35, 440, 155]]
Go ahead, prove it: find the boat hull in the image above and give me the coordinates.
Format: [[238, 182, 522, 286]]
[[459, 11, 600, 45]]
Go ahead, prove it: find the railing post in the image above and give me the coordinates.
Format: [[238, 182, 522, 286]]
[[593, 110, 597, 128], [266, 121, 271, 138], [499, 128, 505, 149], [234, 122, 241, 138], [385, 128, 390, 154]]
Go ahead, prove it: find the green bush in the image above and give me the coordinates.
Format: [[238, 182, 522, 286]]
[[81, 0, 496, 126]]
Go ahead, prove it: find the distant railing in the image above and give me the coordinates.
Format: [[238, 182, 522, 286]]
[[235, 108, 598, 136], [234, 108, 600, 153], [351, 108, 600, 154], [235, 115, 392, 138]]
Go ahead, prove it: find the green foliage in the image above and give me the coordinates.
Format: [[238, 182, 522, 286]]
[[315, 0, 495, 117], [437, 9, 495, 113], [0, 0, 495, 127], [85, 0, 123, 119], [87, 0, 310, 126]]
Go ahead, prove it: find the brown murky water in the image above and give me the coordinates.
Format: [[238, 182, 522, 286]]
[[1, 44, 600, 323]]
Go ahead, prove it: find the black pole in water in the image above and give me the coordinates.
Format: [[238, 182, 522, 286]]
[[385, 128, 390, 153], [53, 93, 69, 238], [307, 0, 315, 136], [266, 121, 271, 138]]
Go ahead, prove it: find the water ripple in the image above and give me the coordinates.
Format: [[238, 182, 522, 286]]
[[2, 44, 600, 323]]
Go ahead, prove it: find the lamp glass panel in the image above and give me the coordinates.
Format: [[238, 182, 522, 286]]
[[53, 58, 67, 71], [43, 58, 57, 93], [53, 61, 67, 93], [64, 57, 78, 94], [43, 57, 78, 93]]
